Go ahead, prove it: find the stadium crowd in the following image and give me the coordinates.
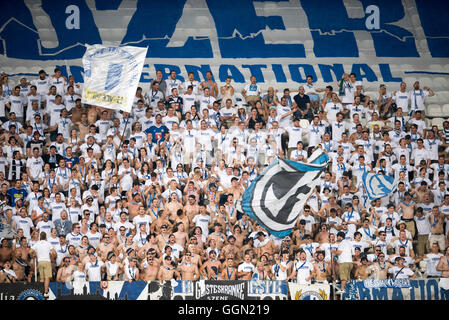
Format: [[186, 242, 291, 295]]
[[0, 68, 449, 298]]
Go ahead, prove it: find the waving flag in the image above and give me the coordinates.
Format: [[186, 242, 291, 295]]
[[362, 172, 398, 201], [241, 149, 329, 237], [82, 45, 148, 113]]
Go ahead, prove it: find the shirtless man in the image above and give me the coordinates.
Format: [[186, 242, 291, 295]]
[[396, 192, 416, 239], [0, 239, 13, 267], [226, 177, 244, 201], [178, 252, 200, 280], [256, 232, 276, 260], [157, 255, 180, 281], [12, 250, 34, 282], [436, 246, 449, 279], [127, 195, 142, 222], [184, 195, 199, 221], [208, 223, 226, 250], [173, 222, 187, 248], [315, 224, 330, 244], [137, 234, 161, 259], [97, 234, 117, 262], [218, 257, 238, 280], [148, 197, 162, 223], [164, 193, 183, 222], [429, 206, 446, 252], [318, 194, 341, 220], [221, 235, 242, 263], [366, 252, 390, 279], [313, 251, 330, 283], [15, 238, 33, 271], [354, 256, 370, 280], [56, 257, 76, 282], [156, 224, 171, 252], [174, 209, 190, 234], [141, 253, 159, 281], [151, 210, 172, 234], [87, 105, 99, 124], [200, 251, 221, 280]]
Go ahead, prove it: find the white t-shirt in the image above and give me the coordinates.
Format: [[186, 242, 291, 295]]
[[85, 259, 104, 281], [294, 260, 314, 284], [192, 214, 211, 237], [32, 240, 53, 262], [337, 239, 353, 263], [388, 266, 414, 279]]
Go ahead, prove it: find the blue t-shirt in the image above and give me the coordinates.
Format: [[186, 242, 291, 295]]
[[144, 125, 169, 144], [7, 187, 28, 207], [64, 156, 79, 169]]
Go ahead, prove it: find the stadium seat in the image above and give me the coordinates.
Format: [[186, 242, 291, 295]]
[[431, 118, 444, 128], [426, 104, 443, 117], [442, 104, 449, 114]]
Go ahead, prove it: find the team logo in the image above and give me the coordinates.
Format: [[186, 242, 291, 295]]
[[242, 152, 328, 237], [101, 281, 109, 290], [18, 289, 44, 300], [363, 172, 397, 200], [294, 289, 328, 300]]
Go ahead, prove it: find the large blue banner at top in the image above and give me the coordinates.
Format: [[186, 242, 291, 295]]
[[1, 0, 448, 83]]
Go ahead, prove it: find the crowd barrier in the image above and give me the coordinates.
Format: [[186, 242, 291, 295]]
[[1, 279, 448, 300]]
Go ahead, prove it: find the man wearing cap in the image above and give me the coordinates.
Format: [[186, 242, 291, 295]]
[[388, 256, 415, 279], [157, 255, 180, 281]]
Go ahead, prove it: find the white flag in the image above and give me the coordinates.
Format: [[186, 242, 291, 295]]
[[81, 45, 148, 113]]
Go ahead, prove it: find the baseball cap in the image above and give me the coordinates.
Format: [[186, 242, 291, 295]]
[[33, 131, 40, 136], [395, 256, 405, 262]]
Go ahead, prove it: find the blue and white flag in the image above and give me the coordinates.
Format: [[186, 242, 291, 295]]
[[241, 149, 329, 237], [82, 45, 148, 113], [362, 172, 398, 201]]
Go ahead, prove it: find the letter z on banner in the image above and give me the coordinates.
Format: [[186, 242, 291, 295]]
[[82, 45, 148, 113], [241, 150, 329, 238]]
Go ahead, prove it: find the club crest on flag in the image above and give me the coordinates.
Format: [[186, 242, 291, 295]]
[[362, 172, 398, 200], [241, 150, 328, 237]]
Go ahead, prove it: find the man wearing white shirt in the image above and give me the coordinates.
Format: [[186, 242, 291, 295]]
[[30, 232, 56, 298], [288, 250, 314, 285], [333, 231, 354, 294], [241, 75, 261, 107], [165, 70, 183, 98], [183, 72, 200, 95], [49, 68, 67, 95], [324, 93, 344, 123], [424, 130, 445, 163], [6, 87, 24, 121], [409, 81, 434, 114], [307, 116, 325, 151], [145, 81, 164, 108], [31, 70, 49, 98], [392, 83, 410, 113], [181, 85, 197, 114], [411, 139, 429, 166], [198, 87, 215, 115], [348, 96, 365, 119]]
